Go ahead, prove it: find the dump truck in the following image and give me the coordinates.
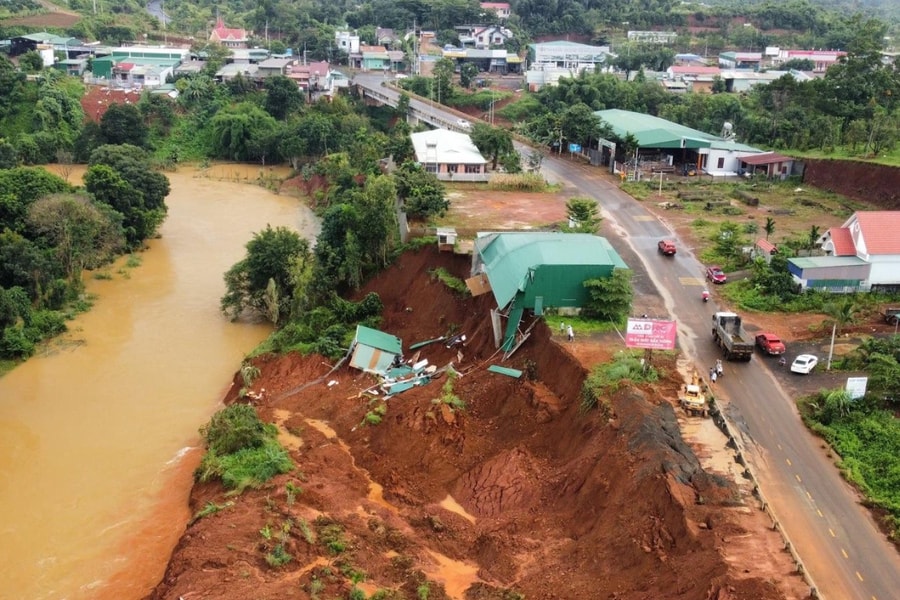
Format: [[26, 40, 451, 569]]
[[712, 311, 754, 361], [679, 382, 709, 417]]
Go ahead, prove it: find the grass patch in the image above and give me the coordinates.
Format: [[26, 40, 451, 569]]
[[580, 350, 662, 415], [429, 267, 468, 295], [544, 313, 626, 336], [265, 543, 293, 567], [799, 393, 900, 539], [191, 500, 235, 523], [92, 270, 113, 280], [316, 519, 348, 555], [487, 172, 548, 191]]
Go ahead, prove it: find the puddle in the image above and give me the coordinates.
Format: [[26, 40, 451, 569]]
[[369, 482, 400, 512], [424, 549, 482, 600], [273, 409, 303, 452], [439, 494, 476, 524], [305, 419, 401, 513]]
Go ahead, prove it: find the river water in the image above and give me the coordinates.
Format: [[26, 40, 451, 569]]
[[0, 165, 319, 600]]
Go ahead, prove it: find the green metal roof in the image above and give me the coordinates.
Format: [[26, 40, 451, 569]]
[[788, 256, 868, 268], [475, 232, 628, 309], [354, 325, 402, 354], [593, 109, 761, 151]]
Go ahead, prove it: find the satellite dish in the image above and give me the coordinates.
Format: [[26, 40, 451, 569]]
[[721, 121, 735, 140]]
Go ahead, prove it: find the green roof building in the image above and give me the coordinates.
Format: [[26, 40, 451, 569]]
[[350, 325, 403, 374], [472, 232, 627, 352], [594, 108, 766, 176]]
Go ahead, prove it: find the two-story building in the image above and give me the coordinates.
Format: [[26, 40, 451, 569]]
[[209, 18, 249, 49]]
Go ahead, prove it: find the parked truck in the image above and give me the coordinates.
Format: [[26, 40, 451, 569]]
[[712, 311, 754, 361]]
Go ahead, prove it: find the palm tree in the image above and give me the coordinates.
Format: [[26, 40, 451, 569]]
[[764, 217, 776, 240], [823, 297, 858, 335], [807, 224, 822, 253]]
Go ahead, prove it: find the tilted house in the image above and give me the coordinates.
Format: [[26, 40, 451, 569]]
[[469, 232, 627, 355], [350, 325, 403, 374], [805, 211, 900, 293]]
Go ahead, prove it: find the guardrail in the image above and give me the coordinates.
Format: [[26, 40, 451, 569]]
[[704, 389, 822, 599]]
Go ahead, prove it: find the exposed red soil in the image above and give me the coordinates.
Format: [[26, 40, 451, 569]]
[[147, 246, 811, 600], [803, 159, 900, 210], [80, 87, 139, 123], [1, 0, 80, 27]]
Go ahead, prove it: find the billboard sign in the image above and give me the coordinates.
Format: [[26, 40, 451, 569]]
[[845, 377, 868, 400], [568, 143, 582, 153], [625, 318, 677, 350]]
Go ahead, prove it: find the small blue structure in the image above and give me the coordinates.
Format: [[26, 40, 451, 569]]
[[350, 325, 402, 375]]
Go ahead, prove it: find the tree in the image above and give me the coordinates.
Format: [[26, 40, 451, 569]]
[[87, 145, 169, 248], [264, 75, 304, 120], [0, 167, 72, 233], [209, 103, 280, 163], [565, 197, 602, 233], [470, 123, 514, 170], [100, 103, 149, 148], [221, 226, 311, 324], [394, 161, 448, 220], [19, 51, 44, 73], [583, 269, 633, 322], [764, 217, 776, 240], [432, 57, 456, 104], [459, 62, 479, 89], [713, 221, 744, 263], [823, 297, 858, 335], [807, 224, 822, 252], [26, 193, 126, 280]]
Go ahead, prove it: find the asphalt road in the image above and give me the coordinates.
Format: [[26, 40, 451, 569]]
[[353, 76, 900, 598], [536, 154, 900, 600]]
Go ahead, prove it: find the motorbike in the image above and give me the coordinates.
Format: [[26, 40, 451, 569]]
[[701, 290, 710, 303]]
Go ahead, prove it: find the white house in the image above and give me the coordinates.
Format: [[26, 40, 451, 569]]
[[817, 211, 900, 292], [411, 129, 489, 182], [335, 30, 360, 55]]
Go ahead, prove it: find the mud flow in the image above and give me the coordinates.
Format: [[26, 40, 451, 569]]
[[149, 246, 810, 600]]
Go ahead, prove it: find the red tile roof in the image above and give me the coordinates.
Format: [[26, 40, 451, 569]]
[[825, 227, 855, 256], [211, 18, 247, 42], [755, 238, 777, 254], [855, 211, 900, 255], [740, 152, 793, 165]]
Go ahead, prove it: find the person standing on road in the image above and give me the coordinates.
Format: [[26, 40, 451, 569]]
[[567, 324, 574, 342], [711, 371, 718, 384], [716, 359, 723, 378]]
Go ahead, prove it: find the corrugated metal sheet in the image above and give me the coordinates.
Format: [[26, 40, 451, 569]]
[[474, 232, 627, 309], [354, 325, 402, 354]]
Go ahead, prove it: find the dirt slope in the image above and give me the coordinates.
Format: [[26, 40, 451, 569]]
[[147, 246, 810, 600]]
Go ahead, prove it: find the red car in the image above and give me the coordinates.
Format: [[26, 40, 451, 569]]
[[706, 265, 727, 284], [755, 333, 786, 355], [658, 239, 676, 256]]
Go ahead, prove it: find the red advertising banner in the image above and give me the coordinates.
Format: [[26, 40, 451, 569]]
[[625, 318, 677, 350]]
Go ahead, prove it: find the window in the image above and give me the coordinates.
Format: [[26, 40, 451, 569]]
[[447, 164, 459, 173], [716, 157, 724, 169], [464, 164, 481, 173], [425, 163, 438, 174]]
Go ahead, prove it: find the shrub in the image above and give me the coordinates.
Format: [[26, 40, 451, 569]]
[[429, 267, 468, 295], [200, 404, 271, 455], [580, 351, 659, 414], [197, 438, 293, 492], [265, 543, 293, 567]]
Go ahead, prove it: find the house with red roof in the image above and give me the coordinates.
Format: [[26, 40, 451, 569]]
[[480, 2, 511, 19], [790, 211, 900, 293], [209, 18, 248, 49]]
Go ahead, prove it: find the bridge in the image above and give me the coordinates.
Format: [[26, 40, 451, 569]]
[[353, 74, 476, 134]]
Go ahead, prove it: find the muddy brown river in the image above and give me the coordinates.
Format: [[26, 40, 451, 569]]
[[0, 165, 319, 600]]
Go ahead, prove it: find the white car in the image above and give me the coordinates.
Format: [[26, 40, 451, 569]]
[[456, 118, 471, 130], [790, 354, 819, 374]]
